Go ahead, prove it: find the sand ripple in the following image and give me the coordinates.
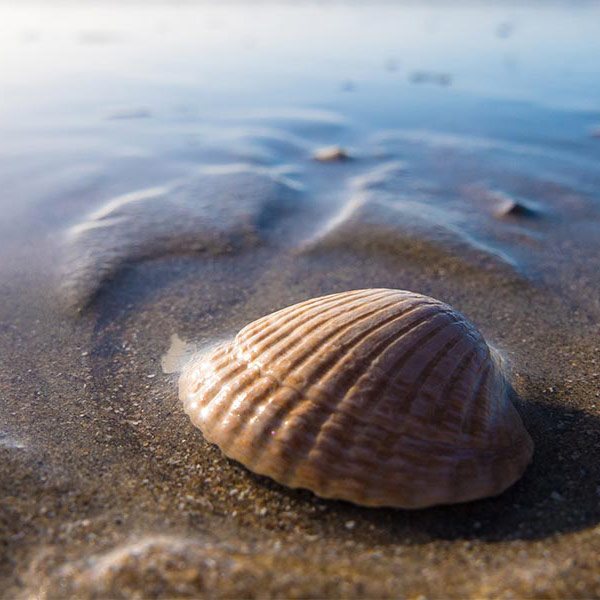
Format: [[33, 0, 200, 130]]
[[62, 164, 302, 309], [302, 162, 522, 279], [60, 117, 599, 309]]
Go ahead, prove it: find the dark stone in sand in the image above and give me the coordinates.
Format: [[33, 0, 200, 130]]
[[495, 198, 538, 219]]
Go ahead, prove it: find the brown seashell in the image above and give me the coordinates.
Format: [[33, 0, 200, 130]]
[[179, 289, 533, 508]]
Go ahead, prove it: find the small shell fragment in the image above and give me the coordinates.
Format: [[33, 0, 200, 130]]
[[179, 289, 533, 508], [313, 145, 351, 162]]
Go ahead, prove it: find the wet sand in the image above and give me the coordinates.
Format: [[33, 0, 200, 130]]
[[2, 2, 600, 598]]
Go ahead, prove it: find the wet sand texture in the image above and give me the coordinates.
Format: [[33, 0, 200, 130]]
[[302, 186, 522, 279], [62, 165, 301, 309]]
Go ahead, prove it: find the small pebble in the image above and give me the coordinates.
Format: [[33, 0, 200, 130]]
[[313, 145, 350, 162], [495, 198, 536, 218], [345, 520, 356, 530]]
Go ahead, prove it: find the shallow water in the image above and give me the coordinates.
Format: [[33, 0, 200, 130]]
[[1, 1, 600, 598]]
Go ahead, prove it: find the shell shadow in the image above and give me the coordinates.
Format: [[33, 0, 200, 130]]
[[242, 392, 600, 543]]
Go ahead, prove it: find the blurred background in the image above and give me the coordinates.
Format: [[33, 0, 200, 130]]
[[1, 1, 599, 231]]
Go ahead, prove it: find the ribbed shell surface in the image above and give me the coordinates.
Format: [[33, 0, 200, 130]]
[[179, 289, 533, 508]]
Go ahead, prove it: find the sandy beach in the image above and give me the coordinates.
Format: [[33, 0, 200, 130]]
[[1, 2, 600, 597]]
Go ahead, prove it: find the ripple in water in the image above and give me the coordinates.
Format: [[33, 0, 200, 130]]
[[60, 115, 599, 310], [208, 126, 310, 165], [301, 160, 523, 279]]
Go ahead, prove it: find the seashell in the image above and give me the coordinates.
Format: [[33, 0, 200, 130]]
[[313, 145, 351, 162], [179, 289, 533, 508]]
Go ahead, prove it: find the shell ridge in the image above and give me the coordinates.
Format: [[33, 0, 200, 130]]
[[402, 325, 472, 421], [469, 366, 499, 438], [239, 290, 378, 339], [277, 415, 534, 507], [487, 358, 512, 431], [390, 327, 468, 425], [242, 302, 441, 477], [409, 334, 479, 430], [376, 311, 462, 412], [187, 344, 231, 395], [433, 343, 510, 451], [432, 345, 483, 423], [195, 292, 397, 429], [484, 350, 528, 446], [240, 289, 403, 369], [180, 344, 232, 407], [305, 315, 461, 481], [187, 326, 517, 461], [189, 347, 245, 408], [237, 289, 409, 366], [237, 289, 388, 351], [459, 363, 492, 437], [265, 294, 425, 386], [217, 377, 281, 454], [322, 422, 534, 459], [235, 290, 370, 350], [335, 315, 459, 433], [237, 300, 434, 470], [457, 350, 491, 437], [194, 296, 425, 460], [219, 294, 409, 445], [198, 353, 261, 426], [279, 308, 456, 483], [330, 307, 459, 428], [243, 389, 304, 471], [236, 295, 378, 366], [233, 296, 431, 404], [300, 301, 442, 395]]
